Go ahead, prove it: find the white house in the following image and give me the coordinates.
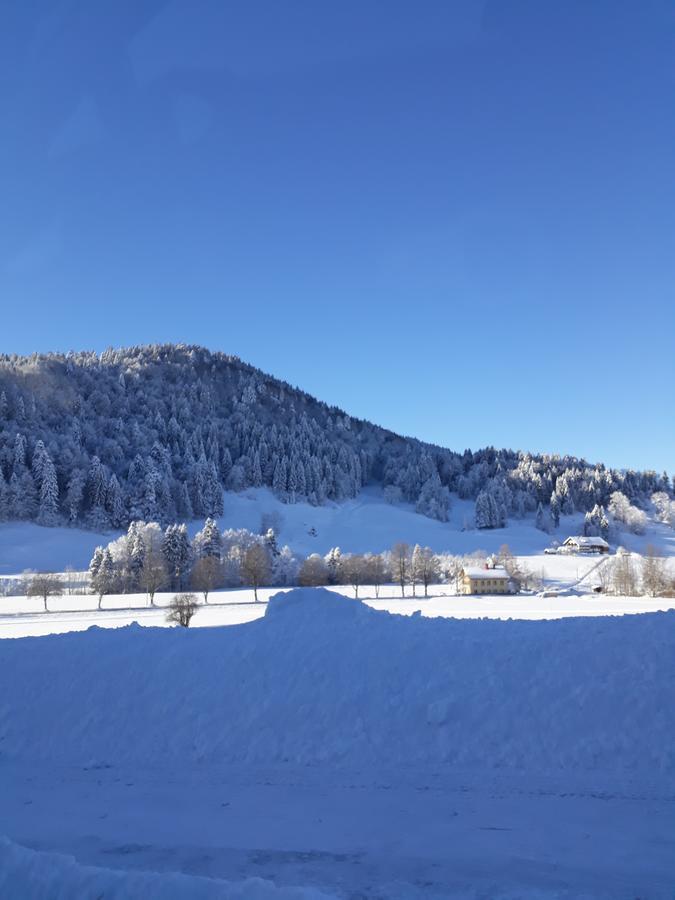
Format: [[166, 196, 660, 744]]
[[561, 536, 609, 554]]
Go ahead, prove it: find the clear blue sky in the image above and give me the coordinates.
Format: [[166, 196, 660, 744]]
[[1, 1, 673, 472]]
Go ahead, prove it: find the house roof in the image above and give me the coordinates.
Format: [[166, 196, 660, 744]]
[[463, 566, 510, 580], [563, 536, 609, 548]]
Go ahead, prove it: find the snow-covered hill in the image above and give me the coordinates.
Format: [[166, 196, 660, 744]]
[[2, 484, 674, 576], [0, 344, 670, 541]]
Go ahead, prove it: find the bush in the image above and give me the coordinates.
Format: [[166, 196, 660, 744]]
[[166, 593, 199, 627]]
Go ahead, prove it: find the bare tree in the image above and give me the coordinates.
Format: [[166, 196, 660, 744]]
[[64, 565, 76, 595], [418, 547, 440, 598], [298, 554, 329, 587], [139, 548, 168, 605], [241, 543, 271, 602], [27, 574, 63, 612], [166, 593, 199, 627], [497, 544, 514, 568], [391, 543, 410, 598], [364, 553, 387, 598], [20, 570, 36, 597], [611, 553, 639, 596], [597, 557, 614, 593], [340, 554, 367, 599], [191, 555, 222, 603], [410, 545, 422, 598], [642, 545, 667, 597]]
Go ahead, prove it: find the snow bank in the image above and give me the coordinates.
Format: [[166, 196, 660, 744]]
[[0, 838, 336, 899], [1, 588, 673, 773]]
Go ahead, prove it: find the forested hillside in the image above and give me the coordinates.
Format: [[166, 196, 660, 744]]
[[0, 344, 670, 531]]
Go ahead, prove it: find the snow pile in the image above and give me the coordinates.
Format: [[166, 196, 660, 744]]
[[1, 588, 673, 772], [0, 838, 336, 899]]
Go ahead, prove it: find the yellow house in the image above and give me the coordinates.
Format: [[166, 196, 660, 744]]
[[461, 565, 510, 595]]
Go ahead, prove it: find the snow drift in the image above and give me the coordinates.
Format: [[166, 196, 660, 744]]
[[0, 838, 336, 899], [1, 588, 673, 772]]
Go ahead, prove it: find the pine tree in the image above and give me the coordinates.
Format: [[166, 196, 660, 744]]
[[31, 440, 49, 485], [325, 547, 342, 584], [0, 469, 8, 520], [163, 523, 192, 589], [129, 524, 146, 589], [106, 475, 127, 528], [38, 456, 60, 526], [475, 490, 499, 529], [89, 547, 104, 595], [66, 470, 86, 524], [13, 433, 27, 474], [203, 462, 224, 517], [195, 517, 222, 559], [549, 493, 561, 529], [272, 458, 288, 498], [263, 528, 280, 558]]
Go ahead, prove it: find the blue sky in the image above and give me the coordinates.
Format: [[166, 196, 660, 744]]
[[1, 1, 673, 472]]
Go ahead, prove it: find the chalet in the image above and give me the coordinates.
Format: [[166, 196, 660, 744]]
[[561, 536, 609, 554], [460, 564, 511, 595]]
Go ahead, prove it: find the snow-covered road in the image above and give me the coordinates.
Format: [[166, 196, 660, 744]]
[[2, 762, 672, 898]]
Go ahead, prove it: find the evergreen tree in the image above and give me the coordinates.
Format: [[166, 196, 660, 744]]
[[0, 469, 8, 520], [325, 547, 342, 584], [549, 493, 561, 529], [195, 517, 222, 559], [129, 524, 146, 589], [65, 470, 86, 524], [38, 455, 60, 526], [89, 546, 105, 597], [106, 475, 127, 528], [163, 523, 192, 589]]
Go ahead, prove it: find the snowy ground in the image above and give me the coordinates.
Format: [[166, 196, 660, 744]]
[[2, 493, 674, 896], [2, 548, 674, 640], [1, 545, 674, 639], [3, 486, 674, 575], [1, 589, 674, 898], [1, 583, 674, 639]]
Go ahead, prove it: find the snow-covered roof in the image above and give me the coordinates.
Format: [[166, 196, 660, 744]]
[[463, 566, 510, 580], [563, 536, 609, 548]]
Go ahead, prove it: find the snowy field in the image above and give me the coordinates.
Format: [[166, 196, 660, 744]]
[[1, 548, 674, 639], [1, 588, 674, 898], [1, 583, 674, 639], [2, 494, 675, 896], [3, 486, 674, 575]]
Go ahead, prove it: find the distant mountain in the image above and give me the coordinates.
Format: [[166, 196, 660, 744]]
[[0, 344, 669, 531]]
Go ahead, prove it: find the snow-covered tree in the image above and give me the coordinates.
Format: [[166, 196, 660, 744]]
[[194, 518, 222, 559], [37, 455, 60, 526], [324, 547, 342, 585]]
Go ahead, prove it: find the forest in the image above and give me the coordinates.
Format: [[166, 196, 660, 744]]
[[0, 344, 670, 532]]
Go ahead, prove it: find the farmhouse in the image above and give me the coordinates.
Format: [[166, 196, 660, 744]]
[[460, 564, 511, 595], [561, 536, 609, 554]]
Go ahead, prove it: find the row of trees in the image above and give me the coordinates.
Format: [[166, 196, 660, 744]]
[[86, 527, 469, 603], [88, 518, 300, 604], [85, 521, 551, 604]]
